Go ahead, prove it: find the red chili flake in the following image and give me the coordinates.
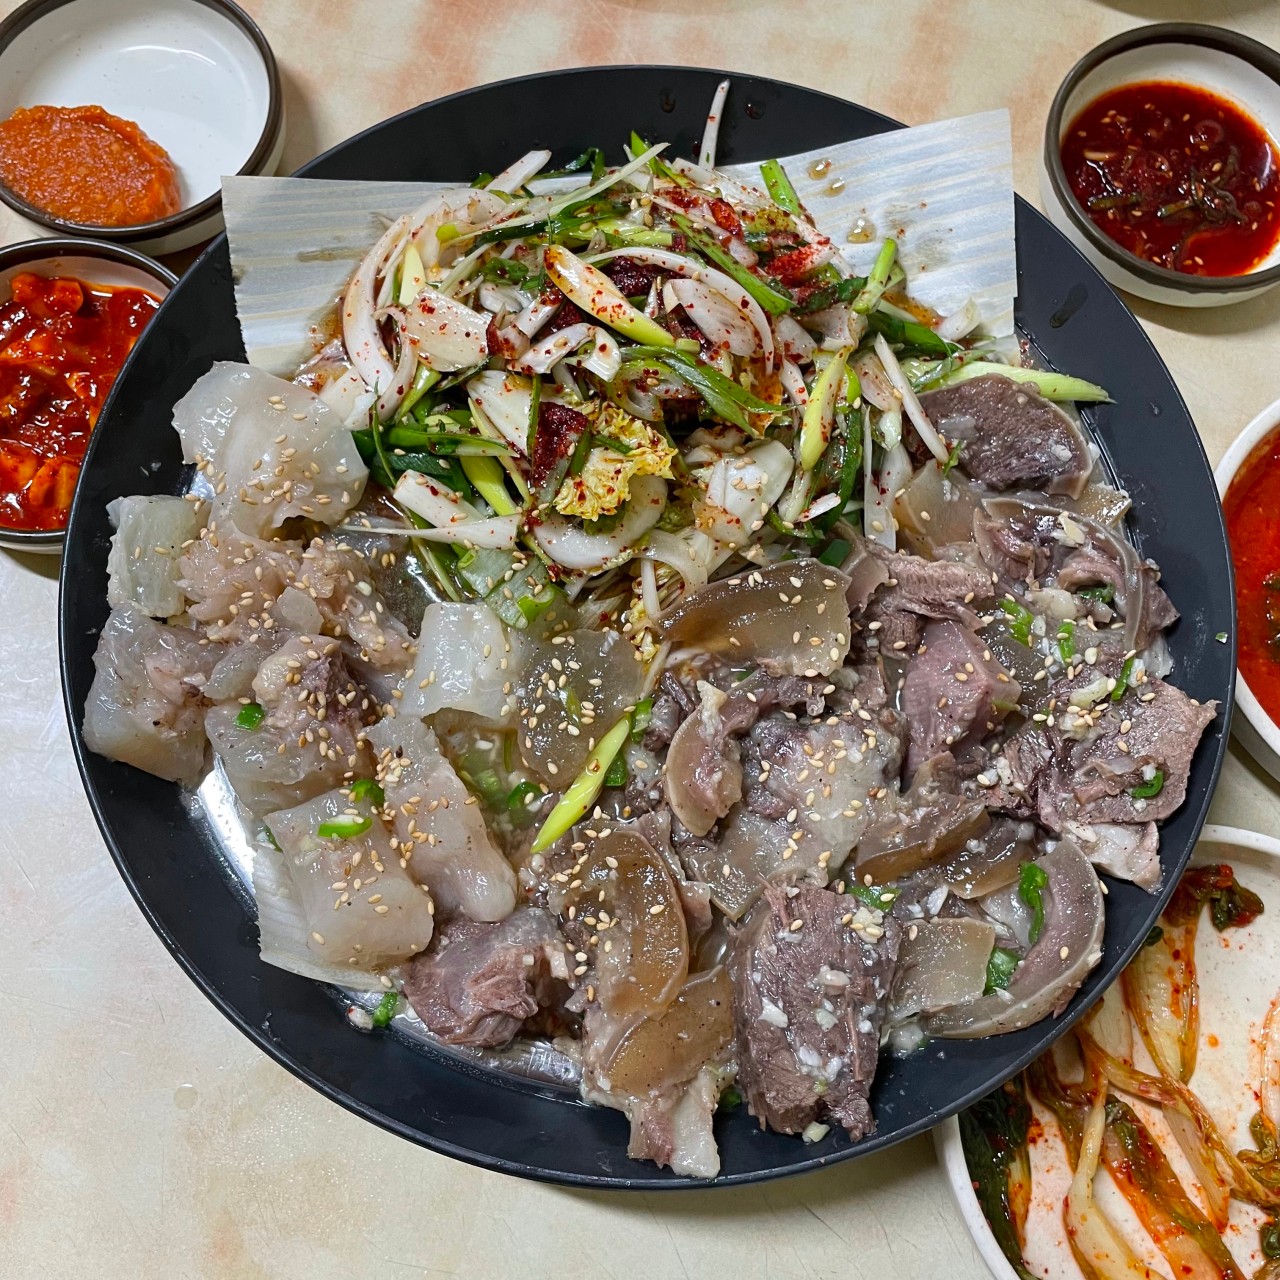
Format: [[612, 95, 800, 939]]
[[765, 243, 828, 285], [531, 401, 591, 489], [709, 198, 744, 237], [603, 258, 661, 299]]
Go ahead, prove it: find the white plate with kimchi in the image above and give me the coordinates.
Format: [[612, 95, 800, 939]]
[[939, 823, 1280, 1279]]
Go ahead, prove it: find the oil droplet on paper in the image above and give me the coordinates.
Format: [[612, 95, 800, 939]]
[[807, 158, 832, 180], [826, 178, 846, 196], [847, 216, 876, 244], [174, 1083, 198, 1110]]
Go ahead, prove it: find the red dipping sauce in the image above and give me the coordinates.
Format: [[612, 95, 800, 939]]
[[0, 271, 159, 532], [1224, 423, 1280, 726], [1061, 80, 1280, 276]]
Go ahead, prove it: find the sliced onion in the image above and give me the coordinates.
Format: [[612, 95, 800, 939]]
[[490, 148, 552, 193], [512, 295, 561, 338], [342, 215, 406, 404], [925, 839, 1104, 1037], [806, 305, 865, 352], [639, 556, 662, 620], [377, 309, 418, 421], [531, 475, 667, 573], [467, 370, 534, 455], [935, 297, 981, 342], [515, 322, 594, 374], [407, 514, 522, 549], [864, 440, 911, 551], [394, 470, 481, 527], [775, 315, 816, 362], [779, 357, 809, 407], [478, 280, 527, 315], [579, 328, 620, 380], [874, 334, 950, 462], [317, 366, 376, 427], [402, 289, 490, 372], [663, 278, 760, 357], [699, 78, 731, 168], [852, 348, 897, 411], [588, 246, 775, 373], [641, 529, 712, 592]]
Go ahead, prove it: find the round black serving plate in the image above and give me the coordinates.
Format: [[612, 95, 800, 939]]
[[59, 67, 1235, 1187]]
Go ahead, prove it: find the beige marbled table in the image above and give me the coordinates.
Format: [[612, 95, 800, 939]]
[[3, 2, 1279, 1275]]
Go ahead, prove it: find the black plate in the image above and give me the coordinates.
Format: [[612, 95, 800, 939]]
[[59, 67, 1234, 1187]]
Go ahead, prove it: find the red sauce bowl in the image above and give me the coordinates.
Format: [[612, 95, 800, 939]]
[[1043, 23, 1280, 307], [0, 237, 174, 554], [1217, 398, 1280, 784]]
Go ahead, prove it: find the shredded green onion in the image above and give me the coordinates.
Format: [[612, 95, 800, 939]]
[[318, 814, 373, 840], [760, 158, 802, 216], [1112, 655, 1136, 701], [1018, 862, 1049, 945], [372, 991, 399, 1027], [1130, 769, 1165, 800], [236, 702, 265, 730], [999, 598, 1035, 647], [853, 239, 898, 315], [531, 714, 632, 853], [349, 779, 385, 807]]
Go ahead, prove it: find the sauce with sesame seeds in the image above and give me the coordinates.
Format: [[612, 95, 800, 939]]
[[0, 271, 160, 531], [1061, 80, 1280, 275]]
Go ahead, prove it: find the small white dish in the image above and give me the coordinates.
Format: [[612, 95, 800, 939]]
[[0, 0, 284, 254], [1215, 395, 1280, 784], [1041, 23, 1280, 308], [936, 823, 1280, 1279]]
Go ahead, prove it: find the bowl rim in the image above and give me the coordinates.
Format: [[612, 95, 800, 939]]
[[1214, 394, 1280, 762], [934, 821, 1280, 1280], [0, 234, 176, 548], [0, 0, 283, 241], [1043, 21, 1280, 296]]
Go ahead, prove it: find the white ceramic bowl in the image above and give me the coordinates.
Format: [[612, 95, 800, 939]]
[[0, 0, 284, 254], [1215, 395, 1280, 783], [936, 823, 1280, 1279], [1041, 23, 1280, 308]]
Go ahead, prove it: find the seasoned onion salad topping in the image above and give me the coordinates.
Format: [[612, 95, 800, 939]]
[[84, 100, 1216, 1180]]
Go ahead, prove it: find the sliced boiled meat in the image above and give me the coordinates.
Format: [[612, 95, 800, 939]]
[[730, 885, 901, 1139], [995, 673, 1216, 885], [863, 542, 993, 654], [900, 619, 1021, 778], [404, 909, 565, 1048], [919, 374, 1092, 498]]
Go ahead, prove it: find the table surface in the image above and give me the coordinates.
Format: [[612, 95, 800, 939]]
[[4, 2, 1280, 1276]]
